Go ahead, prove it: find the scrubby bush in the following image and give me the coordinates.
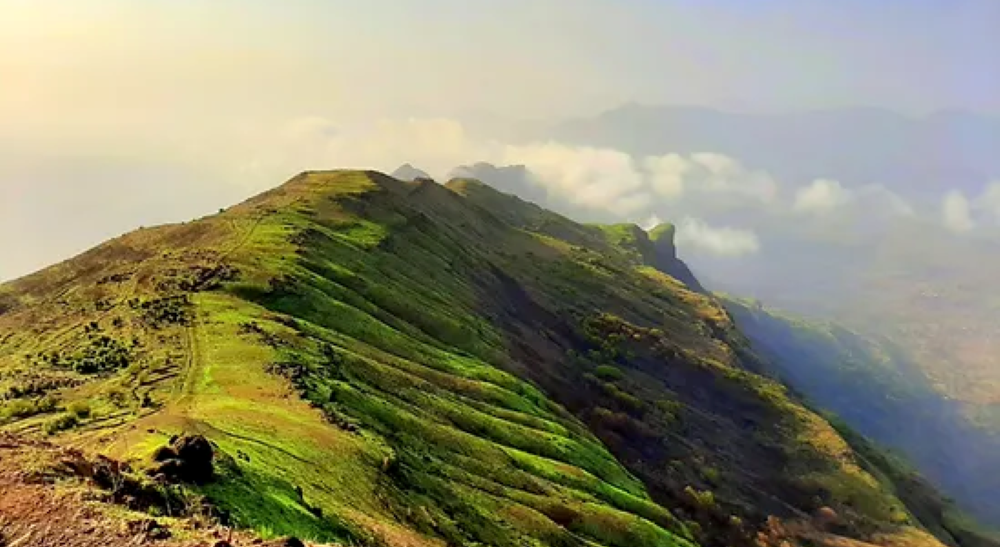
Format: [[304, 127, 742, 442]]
[[601, 383, 644, 413], [44, 412, 79, 434], [67, 400, 92, 419], [684, 485, 716, 509], [138, 296, 191, 327], [701, 466, 720, 485], [654, 399, 682, 414], [653, 398, 682, 425], [684, 520, 702, 539], [0, 396, 58, 422], [594, 365, 625, 382], [66, 335, 132, 374], [0, 293, 16, 315], [105, 385, 131, 408], [3, 374, 76, 399]]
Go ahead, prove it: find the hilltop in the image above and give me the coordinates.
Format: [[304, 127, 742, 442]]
[[0, 171, 991, 547]]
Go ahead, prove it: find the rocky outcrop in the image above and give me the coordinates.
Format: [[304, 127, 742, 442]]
[[150, 435, 215, 484], [645, 223, 707, 293]]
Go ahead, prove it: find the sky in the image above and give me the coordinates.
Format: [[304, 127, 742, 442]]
[[1, 0, 999, 280]]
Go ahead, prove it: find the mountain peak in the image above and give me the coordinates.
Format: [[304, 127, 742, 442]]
[[390, 163, 433, 182]]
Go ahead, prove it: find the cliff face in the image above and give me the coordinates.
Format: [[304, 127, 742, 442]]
[[644, 223, 706, 293], [603, 222, 705, 293]]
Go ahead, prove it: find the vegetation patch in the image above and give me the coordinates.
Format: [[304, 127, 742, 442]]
[[134, 295, 193, 327], [0, 396, 58, 423]]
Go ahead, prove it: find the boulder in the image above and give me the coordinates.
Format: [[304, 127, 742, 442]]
[[149, 434, 214, 484]]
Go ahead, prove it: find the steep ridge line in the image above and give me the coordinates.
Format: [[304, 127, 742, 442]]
[[0, 170, 990, 547]]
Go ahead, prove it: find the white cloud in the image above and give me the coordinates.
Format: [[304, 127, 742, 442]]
[[854, 185, 915, 217], [611, 192, 657, 216], [740, 171, 781, 203], [793, 178, 852, 214], [641, 152, 777, 203], [198, 116, 929, 242], [240, 120, 673, 218], [791, 179, 914, 220], [977, 181, 1000, 220], [640, 215, 664, 231], [932, 181, 1000, 235], [943, 190, 975, 233], [691, 152, 741, 175], [496, 148, 782, 218], [251, 122, 791, 223], [501, 143, 651, 215], [675, 218, 760, 257], [643, 154, 689, 198], [691, 153, 778, 202]]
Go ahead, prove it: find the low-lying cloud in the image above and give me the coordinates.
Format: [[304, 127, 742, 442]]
[[939, 182, 1000, 234], [792, 178, 914, 219], [943, 191, 975, 233], [256, 119, 778, 255], [793, 178, 852, 214], [980, 182, 1000, 221], [854, 185, 916, 218], [675, 218, 761, 257], [643, 152, 778, 202], [500, 143, 651, 215], [252, 116, 981, 256]]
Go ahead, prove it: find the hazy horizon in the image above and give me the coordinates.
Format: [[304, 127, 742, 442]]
[[2, 0, 999, 281]]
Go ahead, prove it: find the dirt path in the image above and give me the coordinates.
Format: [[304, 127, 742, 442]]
[[220, 215, 265, 261], [175, 317, 204, 411], [170, 214, 267, 425]]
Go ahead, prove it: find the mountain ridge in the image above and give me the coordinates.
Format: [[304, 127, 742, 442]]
[[0, 170, 989, 547]]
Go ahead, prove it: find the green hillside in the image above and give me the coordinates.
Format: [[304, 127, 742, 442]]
[[0, 171, 977, 547], [722, 297, 1000, 544]]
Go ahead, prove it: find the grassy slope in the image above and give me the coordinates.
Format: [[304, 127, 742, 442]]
[[0, 170, 966, 547]]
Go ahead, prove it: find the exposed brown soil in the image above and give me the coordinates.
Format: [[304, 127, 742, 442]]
[[0, 434, 333, 547]]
